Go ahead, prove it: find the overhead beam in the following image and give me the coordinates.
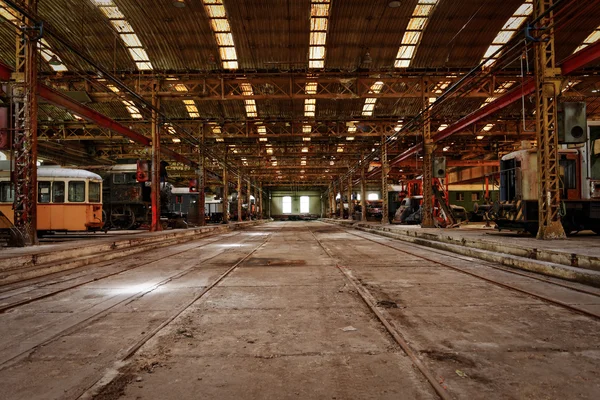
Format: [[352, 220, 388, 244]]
[[387, 39, 600, 168], [0, 62, 197, 169]]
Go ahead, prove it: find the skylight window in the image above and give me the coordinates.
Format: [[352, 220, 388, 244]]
[[362, 81, 384, 116], [106, 84, 143, 119], [39, 38, 68, 72], [308, 0, 331, 69], [183, 100, 200, 118], [395, 0, 439, 68], [202, 0, 238, 69], [481, 1, 532, 68], [575, 25, 600, 53], [2, 3, 69, 72], [91, 0, 153, 71]]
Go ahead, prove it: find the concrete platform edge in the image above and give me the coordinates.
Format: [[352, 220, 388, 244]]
[[322, 219, 600, 288], [0, 220, 268, 285]]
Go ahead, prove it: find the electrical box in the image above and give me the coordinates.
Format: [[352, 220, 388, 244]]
[[433, 157, 447, 178], [558, 102, 587, 144]]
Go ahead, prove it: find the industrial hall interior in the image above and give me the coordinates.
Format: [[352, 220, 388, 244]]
[[1, 0, 600, 399]]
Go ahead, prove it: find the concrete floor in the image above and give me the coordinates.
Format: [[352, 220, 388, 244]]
[[0, 221, 599, 399]]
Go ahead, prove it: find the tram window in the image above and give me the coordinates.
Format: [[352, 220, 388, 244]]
[[0, 182, 14, 202], [38, 182, 51, 203], [560, 159, 577, 190], [89, 182, 101, 202], [113, 174, 126, 184], [52, 181, 65, 203], [68, 181, 86, 202], [456, 192, 465, 201], [471, 192, 480, 202]]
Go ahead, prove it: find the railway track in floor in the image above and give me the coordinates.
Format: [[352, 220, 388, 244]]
[[75, 226, 278, 400], [0, 228, 275, 378], [324, 223, 600, 320], [308, 222, 600, 400], [306, 225, 452, 400], [0, 230, 248, 314]]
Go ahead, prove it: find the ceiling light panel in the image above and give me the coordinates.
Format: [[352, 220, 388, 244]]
[[394, 0, 439, 68], [481, 1, 532, 68], [91, 0, 153, 71]]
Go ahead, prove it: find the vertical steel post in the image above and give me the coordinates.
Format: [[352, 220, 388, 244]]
[[421, 94, 435, 228], [361, 153, 367, 222], [150, 82, 161, 232], [247, 178, 251, 220], [381, 135, 389, 225], [237, 174, 242, 222], [339, 179, 344, 219], [347, 173, 353, 221], [533, 0, 566, 239], [198, 125, 206, 226], [259, 182, 263, 219], [11, 0, 39, 246], [332, 180, 337, 218], [222, 155, 229, 224]]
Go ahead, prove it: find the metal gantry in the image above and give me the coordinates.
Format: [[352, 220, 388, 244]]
[[11, 0, 39, 246], [533, 0, 566, 239]]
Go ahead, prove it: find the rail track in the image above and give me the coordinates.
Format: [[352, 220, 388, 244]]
[[325, 223, 600, 320], [0, 230, 246, 313], [308, 222, 600, 400], [0, 228, 274, 376]]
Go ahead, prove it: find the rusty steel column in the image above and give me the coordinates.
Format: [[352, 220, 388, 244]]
[[331, 180, 337, 218], [421, 94, 435, 228], [381, 136, 389, 225], [197, 125, 206, 226], [533, 0, 566, 239], [258, 182, 263, 219], [11, 0, 39, 246], [347, 173, 353, 221], [237, 174, 243, 222], [150, 82, 161, 232], [247, 178, 251, 220], [360, 153, 367, 223], [339, 179, 344, 219], [222, 163, 229, 224]]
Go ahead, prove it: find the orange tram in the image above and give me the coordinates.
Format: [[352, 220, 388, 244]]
[[0, 165, 104, 234]]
